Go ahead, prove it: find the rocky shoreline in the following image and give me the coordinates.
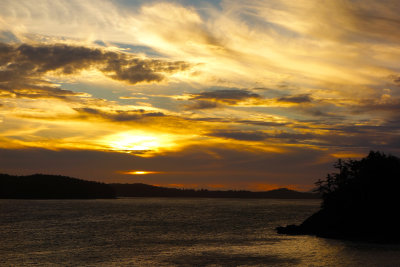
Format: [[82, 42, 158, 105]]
[[276, 208, 400, 243]]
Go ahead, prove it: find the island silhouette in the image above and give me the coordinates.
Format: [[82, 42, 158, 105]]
[[277, 151, 400, 243], [0, 173, 116, 199], [0, 173, 318, 199], [110, 183, 318, 199]]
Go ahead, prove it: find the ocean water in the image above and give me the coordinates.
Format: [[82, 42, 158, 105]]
[[1, 198, 400, 266]]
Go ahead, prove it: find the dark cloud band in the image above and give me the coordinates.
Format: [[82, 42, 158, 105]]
[[277, 94, 312, 103], [184, 89, 261, 109], [74, 107, 165, 122]]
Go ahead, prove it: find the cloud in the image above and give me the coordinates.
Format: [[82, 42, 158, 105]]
[[349, 96, 400, 114], [0, 42, 191, 99], [193, 118, 287, 127], [237, 120, 287, 127], [304, 0, 400, 44], [192, 89, 261, 104], [208, 129, 315, 143], [277, 94, 312, 103], [184, 100, 221, 110], [104, 57, 190, 84], [208, 130, 269, 141], [74, 107, 165, 122], [183, 89, 263, 110], [301, 108, 345, 119], [388, 74, 400, 85]]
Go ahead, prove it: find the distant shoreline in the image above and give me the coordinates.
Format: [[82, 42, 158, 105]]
[[114, 196, 321, 200], [110, 183, 319, 199], [1, 173, 319, 199]]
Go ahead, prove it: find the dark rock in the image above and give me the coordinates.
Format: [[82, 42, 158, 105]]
[[276, 224, 304, 235]]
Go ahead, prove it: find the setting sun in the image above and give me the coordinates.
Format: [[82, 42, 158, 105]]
[[100, 131, 171, 154], [120, 170, 160, 175], [132, 171, 147, 175]]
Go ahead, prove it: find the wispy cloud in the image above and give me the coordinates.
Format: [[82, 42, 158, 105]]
[[74, 107, 165, 122], [184, 89, 261, 109], [277, 94, 312, 104], [191, 89, 261, 104]]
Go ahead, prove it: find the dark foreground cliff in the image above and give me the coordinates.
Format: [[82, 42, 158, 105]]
[[0, 174, 116, 199], [276, 151, 400, 243]]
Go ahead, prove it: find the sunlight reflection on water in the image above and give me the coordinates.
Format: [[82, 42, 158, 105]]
[[1, 198, 400, 266]]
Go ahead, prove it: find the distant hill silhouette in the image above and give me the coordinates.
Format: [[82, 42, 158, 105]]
[[277, 151, 400, 243], [0, 174, 115, 199], [110, 183, 319, 199], [0, 173, 319, 199]]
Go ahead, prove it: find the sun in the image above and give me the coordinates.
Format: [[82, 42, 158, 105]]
[[120, 170, 160, 175], [132, 171, 148, 175], [99, 130, 175, 155], [103, 131, 160, 152]]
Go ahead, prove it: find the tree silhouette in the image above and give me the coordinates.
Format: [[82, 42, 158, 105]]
[[278, 151, 400, 242], [315, 151, 400, 211]]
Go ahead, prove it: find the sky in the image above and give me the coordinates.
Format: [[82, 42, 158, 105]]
[[1, 0, 400, 191]]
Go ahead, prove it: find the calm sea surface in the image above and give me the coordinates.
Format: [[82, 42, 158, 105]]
[[1, 198, 400, 266]]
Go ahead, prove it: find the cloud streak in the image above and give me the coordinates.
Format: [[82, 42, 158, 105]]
[[278, 94, 312, 104], [192, 89, 261, 104], [74, 107, 165, 122], [184, 89, 262, 109]]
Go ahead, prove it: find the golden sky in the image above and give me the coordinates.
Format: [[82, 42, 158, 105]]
[[1, 0, 400, 190]]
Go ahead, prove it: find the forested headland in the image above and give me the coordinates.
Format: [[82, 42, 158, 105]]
[[277, 151, 400, 243]]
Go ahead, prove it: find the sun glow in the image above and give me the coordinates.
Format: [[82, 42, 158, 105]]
[[104, 132, 159, 151], [100, 131, 177, 155], [120, 170, 160, 175], [133, 171, 147, 174]]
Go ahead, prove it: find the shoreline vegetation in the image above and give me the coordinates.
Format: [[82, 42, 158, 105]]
[[0, 173, 319, 199], [277, 151, 400, 243]]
